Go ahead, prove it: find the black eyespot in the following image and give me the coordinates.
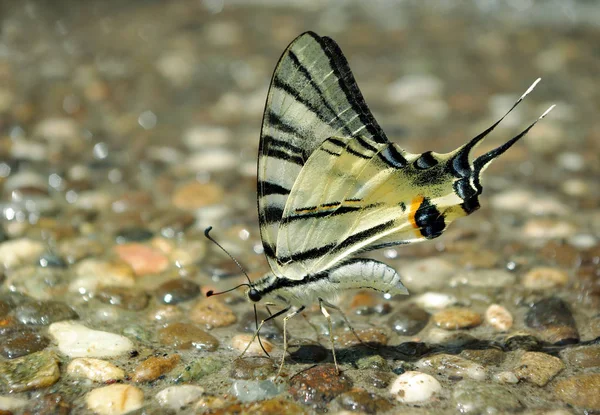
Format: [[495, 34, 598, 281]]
[[248, 288, 262, 302]]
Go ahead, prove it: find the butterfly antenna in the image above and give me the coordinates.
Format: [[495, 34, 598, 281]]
[[204, 226, 271, 357]]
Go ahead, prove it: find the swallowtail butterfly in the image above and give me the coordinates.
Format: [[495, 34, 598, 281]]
[[207, 31, 554, 376]]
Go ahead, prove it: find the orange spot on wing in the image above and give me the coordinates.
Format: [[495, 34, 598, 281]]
[[408, 195, 424, 236]]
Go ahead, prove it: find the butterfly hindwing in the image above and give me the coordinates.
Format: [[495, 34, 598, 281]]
[[258, 32, 388, 272]]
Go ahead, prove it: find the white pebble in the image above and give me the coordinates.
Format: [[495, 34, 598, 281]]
[[185, 149, 238, 172], [67, 358, 125, 382], [156, 385, 204, 410], [387, 74, 444, 103], [86, 384, 143, 415], [182, 126, 231, 148], [450, 269, 516, 288], [231, 334, 274, 356], [568, 234, 597, 249], [490, 189, 534, 211], [401, 258, 457, 291], [522, 267, 569, 290], [0, 238, 45, 269], [0, 396, 28, 411], [485, 304, 513, 332], [417, 354, 486, 381], [523, 219, 577, 239], [389, 371, 442, 403], [494, 371, 519, 384], [413, 292, 457, 311], [49, 321, 134, 358]]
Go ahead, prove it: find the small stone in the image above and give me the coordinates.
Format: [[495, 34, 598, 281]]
[[29, 393, 72, 415], [554, 374, 600, 410], [158, 323, 219, 351], [493, 371, 519, 384], [356, 355, 389, 371], [450, 269, 516, 288], [232, 380, 285, 403], [387, 74, 444, 103], [230, 357, 275, 380], [185, 149, 238, 173], [0, 395, 28, 412], [523, 219, 577, 239], [387, 305, 430, 336], [149, 305, 183, 322], [170, 356, 223, 383], [413, 292, 458, 310], [425, 329, 478, 348], [503, 332, 543, 351], [231, 334, 273, 356], [131, 354, 180, 383], [155, 278, 200, 304], [417, 354, 486, 381], [513, 352, 564, 386], [72, 259, 136, 291], [4, 267, 69, 301], [86, 384, 144, 415], [11, 300, 78, 325], [336, 327, 388, 348], [49, 321, 134, 357], [115, 243, 169, 276], [401, 258, 457, 291], [95, 287, 149, 311], [337, 389, 393, 414], [0, 350, 60, 392], [205, 397, 305, 415], [452, 380, 522, 414], [182, 126, 230, 149], [389, 371, 441, 403], [461, 349, 506, 366], [525, 297, 579, 344], [189, 300, 236, 327], [289, 365, 353, 408], [172, 181, 224, 210], [0, 238, 44, 268], [485, 304, 513, 332], [561, 345, 600, 368], [67, 358, 125, 382], [522, 267, 569, 290], [0, 328, 50, 359], [433, 307, 482, 330], [156, 385, 204, 410]]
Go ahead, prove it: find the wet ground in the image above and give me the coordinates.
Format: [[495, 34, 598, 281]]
[[0, 1, 599, 414]]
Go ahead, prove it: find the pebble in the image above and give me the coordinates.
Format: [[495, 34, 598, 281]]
[[156, 385, 204, 410], [337, 389, 393, 414], [182, 126, 231, 149], [4, 267, 69, 300], [0, 328, 50, 359], [158, 322, 219, 351], [231, 334, 274, 356], [523, 219, 577, 239], [525, 297, 579, 344], [232, 380, 285, 403], [336, 327, 388, 348], [172, 181, 224, 210], [185, 149, 239, 173], [452, 380, 522, 414], [114, 243, 169, 276], [522, 267, 569, 290], [149, 305, 183, 322], [71, 259, 136, 291], [389, 371, 442, 403], [387, 74, 444, 103], [493, 371, 519, 384], [288, 365, 353, 408], [387, 304, 430, 336], [0, 238, 45, 268], [231, 357, 275, 380], [413, 292, 458, 310], [30, 392, 72, 415], [190, 300, 237, 327], [94, 286, 149, 311], [169, 356, 224, 383], [400, 258, 457, 291], [561, 345, 600, 368], [356, 355, 390, 371], [484, 304, 513, 331], [425, 329, 478, 348], [86, 384, 144, 415], [503, 332, 543, 351], [461, 349, 506, 366], [155, 278, 200, 304], [204, 397, 305, 415], [10, 300, 78, 325], [66, 358, 125, 382], [432, 307, 482, 330], [0, 350, 60, 392], [49, 321, 134, 357], [417, 354, 486, 381], [450, 269, 516, 288], [513, 351, 564, 386], [490, 189, 534, 211], [554, 374, 600, 410], [0, 395, 28, 411], [131, 354, 180, 383]]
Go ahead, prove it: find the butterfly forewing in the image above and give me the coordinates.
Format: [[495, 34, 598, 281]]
[[258, 32, 389, 273]]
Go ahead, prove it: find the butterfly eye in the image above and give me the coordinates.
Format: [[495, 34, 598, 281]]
[[248, 288, 262, 302]]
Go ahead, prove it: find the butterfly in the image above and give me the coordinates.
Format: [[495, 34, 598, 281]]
[[207, 31, 554, 376]]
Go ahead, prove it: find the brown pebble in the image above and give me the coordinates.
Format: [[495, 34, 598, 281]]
[[114, 243, 169, 276], [336, 327, 388, 348], [131, 354, 180, 383], [289, 364, 353, 407], [172, 181, 224, 210], [433, 307, 482, 330], [554, 374, 600, 410], [484, 304, 513, 332], [523, 267, 569, 290], [206, 397, 306, 415], [513, 351, 564, 386], [231, 334, 273, 356], [190, 301, 237, 327], [158, 323, 219, 351]]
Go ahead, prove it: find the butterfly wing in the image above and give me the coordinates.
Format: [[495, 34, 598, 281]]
[[258, 32, 388, 274]]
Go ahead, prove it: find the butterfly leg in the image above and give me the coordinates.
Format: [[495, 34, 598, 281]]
[[239, 306, 290, 360], [276, 305, 305, 379], [319, 299, 340, 374], [320, 298, 376, 350]]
